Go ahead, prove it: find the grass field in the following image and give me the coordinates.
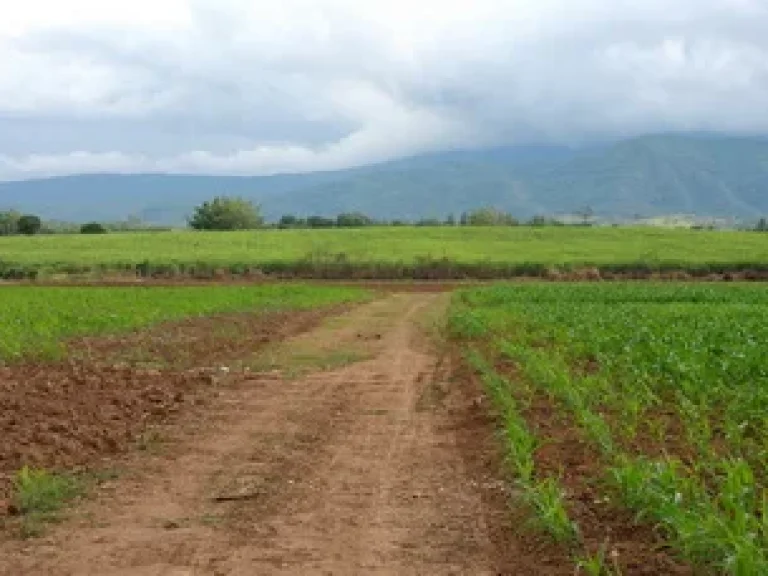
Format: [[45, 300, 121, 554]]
[[450, 283, 768, 574], [0, 284, 369, 361], [1, 227, 767, 279]]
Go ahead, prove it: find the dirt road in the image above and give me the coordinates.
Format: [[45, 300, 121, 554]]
[[0, 294, 545, 575]]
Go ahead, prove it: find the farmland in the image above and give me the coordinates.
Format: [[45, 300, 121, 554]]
[[1, 226, 767, 279], [1, 270, 767, 573], [449, 283, 768, 574], [0, 285, 369, 361]]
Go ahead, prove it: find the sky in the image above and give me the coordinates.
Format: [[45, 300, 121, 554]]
[[1, 0, 767, 180]]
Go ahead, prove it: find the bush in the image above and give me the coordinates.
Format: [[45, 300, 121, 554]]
[[462, 207, 518, 226], [0, 210, 21, 235], [336, 212, 373, 227], [188, 196, 263, 231], [17, 214, 42, 236], [80, 222, 107, 234]]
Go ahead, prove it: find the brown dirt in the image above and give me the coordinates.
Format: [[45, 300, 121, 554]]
[[0, 293, 571, 575], [0, 307, 340, 502]]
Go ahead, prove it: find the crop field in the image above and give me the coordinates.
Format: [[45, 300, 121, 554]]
[[449, 283, 768, 574], [0, 284, 369, 361], [2, 277, 767, 573], [1, 226, 767, 279]]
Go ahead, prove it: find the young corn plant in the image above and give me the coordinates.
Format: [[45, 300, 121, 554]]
[[524, 477, 581, 544]]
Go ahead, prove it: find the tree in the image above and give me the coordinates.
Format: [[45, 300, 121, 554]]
[[188, 196, 263, 231], [17, 214, 42, 235], [80, 222, 108, 234], [278, 214, 303, 229], [336, 212, 373, 227], [465, 207, 518, 226], [0, 210, 21, 235], [306, 215, 335, 228]]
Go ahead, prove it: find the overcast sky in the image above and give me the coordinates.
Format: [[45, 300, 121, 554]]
[[1, 0, 767, 180]]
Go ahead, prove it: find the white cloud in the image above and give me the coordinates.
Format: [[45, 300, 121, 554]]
[[1, 0, 767, 179]]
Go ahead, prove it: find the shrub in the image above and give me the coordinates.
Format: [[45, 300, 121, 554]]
[[188, 196, 263, 230], [80, 222, 108, 234], [17, 214, 42, 236]]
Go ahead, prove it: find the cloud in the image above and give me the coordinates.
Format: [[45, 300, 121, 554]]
[[1, 0, 768, 179]]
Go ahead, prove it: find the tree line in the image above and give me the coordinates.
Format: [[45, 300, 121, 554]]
[[0, 210, 167, 236], [188, 197, 565, 230], [5, 196, 768, 235]]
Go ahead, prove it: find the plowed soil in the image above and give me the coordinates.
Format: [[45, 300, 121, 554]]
[[0, 307, 340, 501], [0, 293, 574, 575]]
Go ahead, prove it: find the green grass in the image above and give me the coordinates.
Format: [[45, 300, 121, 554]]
[[450, 283, 768, 575], [10, 466, 84, 538], [0, 284, 369, 361], [0, 226, 766, 279]]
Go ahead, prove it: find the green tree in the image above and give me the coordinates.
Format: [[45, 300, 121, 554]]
[[80, 222, 108, 234], [188, 196, 264, 231], [17, 214, 42, 235], [336, 212, 373, 227], [306, 215, 335, 228], [465, 207, 518, 226], [278, 214, 303, 229], [0, 210, 21, 235]]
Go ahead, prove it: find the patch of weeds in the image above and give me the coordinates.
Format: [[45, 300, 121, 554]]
[[11, 466, 84, 538]]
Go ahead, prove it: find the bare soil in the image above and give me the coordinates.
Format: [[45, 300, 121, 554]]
[[0, 293, 571, 575], [0, 307, 339, 501]]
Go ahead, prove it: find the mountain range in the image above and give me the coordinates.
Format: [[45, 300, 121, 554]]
[[1, 133, 767, 224]]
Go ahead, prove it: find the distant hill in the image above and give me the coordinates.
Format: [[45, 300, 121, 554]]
[[1, 134, 767, 223]]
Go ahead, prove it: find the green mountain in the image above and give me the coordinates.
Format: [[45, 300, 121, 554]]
[[1, 134, 767, 223]]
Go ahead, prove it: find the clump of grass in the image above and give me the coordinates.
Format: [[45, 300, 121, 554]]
[[12, 466, 82, 514], [11, 466, 83, 538]]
